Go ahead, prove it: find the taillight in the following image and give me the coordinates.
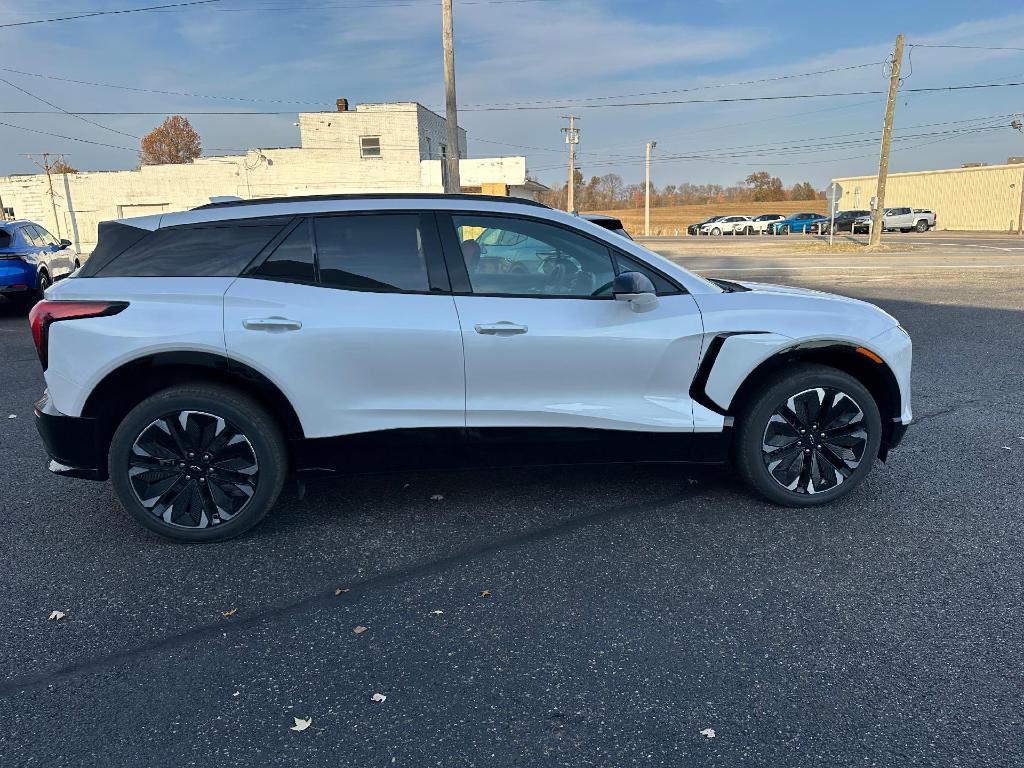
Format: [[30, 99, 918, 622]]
[[28, 300, 128, 370]]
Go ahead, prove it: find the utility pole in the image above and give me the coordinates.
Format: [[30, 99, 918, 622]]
[[644, 140, 656, 237], [441, 0, 461, 194], [869, 33, 904, 247], [23, 152, 65, 239], [561, 115, 579, 212]]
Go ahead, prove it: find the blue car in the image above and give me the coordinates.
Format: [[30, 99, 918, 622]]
[[770, 212, 828, 235], [0, 220, 79, 304]]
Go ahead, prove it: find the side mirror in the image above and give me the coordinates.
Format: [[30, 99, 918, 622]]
[[612, 271, 658, 313], [59, 239, 72, 249]]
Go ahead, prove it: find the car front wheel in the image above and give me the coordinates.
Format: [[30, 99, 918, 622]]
[[734, 364, 882, 507], [109, 384, 287, 542], [711, 227, 722, 236]]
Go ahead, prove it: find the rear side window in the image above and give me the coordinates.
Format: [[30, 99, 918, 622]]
[[0, 228, 12, 249], [314, 214, 429, 292], [94, 219, 287, 277]]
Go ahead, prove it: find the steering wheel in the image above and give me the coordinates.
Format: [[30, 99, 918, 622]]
[[591, 279, 614, 296]]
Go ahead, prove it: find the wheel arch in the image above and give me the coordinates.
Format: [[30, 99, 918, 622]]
[[694, 335, 902, 459], [82, 350, 305, 457], [727, 341, 902, 458]]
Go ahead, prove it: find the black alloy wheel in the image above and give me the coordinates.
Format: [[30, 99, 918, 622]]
[[761, 387, 868, 495], [127, 410, 260, 529], [110, 384, 287, 541]]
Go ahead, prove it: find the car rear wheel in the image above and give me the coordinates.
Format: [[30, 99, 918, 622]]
[[734, 364, 882, 507], [109, 384, 287, 542], [711, 227, 722, 236], [36, 270, 51, 300], [915, 220, 928, 233]]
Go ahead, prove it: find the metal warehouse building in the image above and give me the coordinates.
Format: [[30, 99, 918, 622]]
[[832, 161, 1024, 232]]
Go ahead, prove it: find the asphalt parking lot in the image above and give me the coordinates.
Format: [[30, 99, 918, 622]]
[[1, 238, 1022, 767]]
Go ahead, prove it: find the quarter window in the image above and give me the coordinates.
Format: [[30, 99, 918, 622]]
[[254, 221, 315, 282], [314, 214, 429, 292], [359, 136, 381, 158], [452, 215, 616, 298], [93, 219, 287, 277]]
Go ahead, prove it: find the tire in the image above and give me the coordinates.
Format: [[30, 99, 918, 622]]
[[109, 384, 288, 542], [781, 225, 791, 235], [73, 259, 81, 270], [741, 226, 752, 236], [914, 220, 928, 233], [900, 227, 911, 233], [734, 364, 882, 507], [711, 227, 722, 236], [36, 270, 51, 300]]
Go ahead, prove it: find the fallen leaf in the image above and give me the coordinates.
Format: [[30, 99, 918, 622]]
[[7, 414, 16, 419], [371, 693, 387, 703], [479, 589, 491, 598], [699, 728, 716, 739], [222, 608, 237, 618], [353, 625, 368, 634], [430, 494, 444, 501], [334, 587, 349, 596], [1002, 446, 1012, 451], [48, 610, 66, 621], [290, 716, 312, 732], [232, 691, 240, 697], [430, 610, 444, 615]]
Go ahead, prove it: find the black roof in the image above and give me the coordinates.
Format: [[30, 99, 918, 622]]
[[192, 193, 550, 211]]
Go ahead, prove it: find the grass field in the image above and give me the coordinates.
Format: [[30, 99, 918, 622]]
[[587, 200, 829, 236]]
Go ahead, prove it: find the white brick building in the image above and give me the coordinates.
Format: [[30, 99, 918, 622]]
[[0, 100, 544, 253]]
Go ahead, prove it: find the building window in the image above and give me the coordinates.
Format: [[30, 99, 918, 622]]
[[360, 136, 381, 158]]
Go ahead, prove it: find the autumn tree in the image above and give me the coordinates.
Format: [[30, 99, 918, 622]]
[[744, 171, 785, 202], [789, 181, 818, 201], [50, 158, 78, 174], [140, 115, 201, 165]]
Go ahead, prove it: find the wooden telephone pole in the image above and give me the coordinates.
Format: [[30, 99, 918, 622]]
[[441, 0, 461, 193], [644, 140, 656, 237], [562, 115, 579, 212], [869, 33, 904, 247]]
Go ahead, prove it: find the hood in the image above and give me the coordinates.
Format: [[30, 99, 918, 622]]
[[734, 280, 899, 325]]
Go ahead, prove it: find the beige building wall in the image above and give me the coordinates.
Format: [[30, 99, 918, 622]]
[[833, 162, 1024, 231], [0, 102, 519, 253]]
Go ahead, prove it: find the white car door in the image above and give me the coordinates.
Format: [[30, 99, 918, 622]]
[[223, 213, 465, 439], [439, 212, 705, 432]]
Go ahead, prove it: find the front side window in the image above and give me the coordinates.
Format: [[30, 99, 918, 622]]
[[453, 215, 616, 298], [359, 136, 381, 158], [35, 226, 58, 246], [314, 214, 429, 292]]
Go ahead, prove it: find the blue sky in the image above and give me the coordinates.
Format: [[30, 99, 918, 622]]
[[2, 0, 1024, 189]]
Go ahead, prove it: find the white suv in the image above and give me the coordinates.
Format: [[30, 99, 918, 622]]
[[30, 194, 912, 542]]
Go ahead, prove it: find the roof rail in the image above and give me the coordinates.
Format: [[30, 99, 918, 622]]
[[192, 193, 550, 211]]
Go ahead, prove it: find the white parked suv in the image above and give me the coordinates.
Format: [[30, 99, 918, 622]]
[[31, 194, 912, 542], [700, 215, 753, 236]]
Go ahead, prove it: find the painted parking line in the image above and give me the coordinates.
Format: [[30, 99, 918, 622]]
[[702, 264, 1024, 271]]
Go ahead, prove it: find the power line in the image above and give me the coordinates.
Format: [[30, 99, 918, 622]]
[[0, 120, 138, 152], [0, 67, 334, 107], [908, 43, 1024, 52], [3, 78, 1023, 118], [458, 80, 1024, 111], [0, 0, 223, 29], [454, 61, 887, 108], [0, 76, 140, 139]]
